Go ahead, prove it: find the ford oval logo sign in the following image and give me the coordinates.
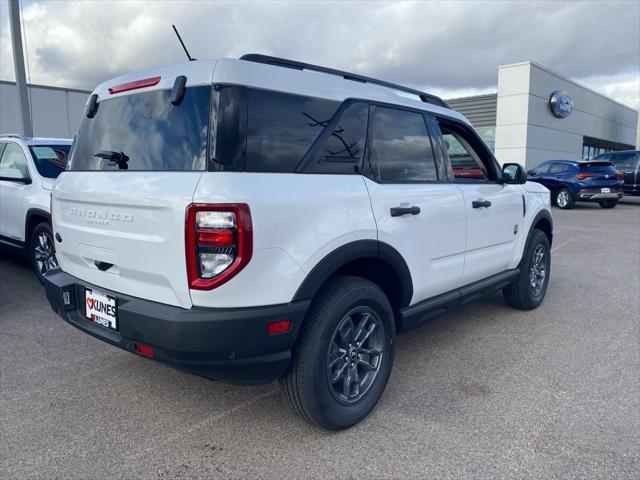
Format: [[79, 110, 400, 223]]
[[549, 90, 574, 118]]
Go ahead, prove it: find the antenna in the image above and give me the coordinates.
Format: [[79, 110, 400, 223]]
[[172, 25, 196, 61]]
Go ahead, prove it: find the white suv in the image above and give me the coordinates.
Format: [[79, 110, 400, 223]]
[[0, 135, 71, 282], [43, 55, 552, 430]]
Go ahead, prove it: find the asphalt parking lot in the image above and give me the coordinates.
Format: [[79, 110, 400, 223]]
[[1, 198, 639, 480]]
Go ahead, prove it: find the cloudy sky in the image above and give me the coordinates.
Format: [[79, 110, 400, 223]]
[[1, 0, 639, 108]]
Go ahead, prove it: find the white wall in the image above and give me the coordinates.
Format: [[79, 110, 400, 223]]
[[494, 61, 638, 169], [0, 81, 90, 138]]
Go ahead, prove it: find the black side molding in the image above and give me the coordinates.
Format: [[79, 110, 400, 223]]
[[398, 269, 520, 333]]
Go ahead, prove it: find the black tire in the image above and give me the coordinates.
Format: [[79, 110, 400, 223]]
[[598, 199, 618, 208], [29, 222, 58, 284], [503, 229, 551, 310], [554, 187, 574, 209], [280, 276, 395, 430]]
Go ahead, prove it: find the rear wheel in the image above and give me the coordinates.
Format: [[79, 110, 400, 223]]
[[598, 199, 618, 208], [554, 188, 574, 209], [281, 276, 395, 430], [29, 222, 58, 284], [503, 229, 550, 310]]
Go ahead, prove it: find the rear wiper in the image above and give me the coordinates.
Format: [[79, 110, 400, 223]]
[[93, 151, 129, 170]]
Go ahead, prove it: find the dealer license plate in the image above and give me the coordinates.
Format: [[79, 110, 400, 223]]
[[601, 188, 611, 193], [85, 289, 117, 330]]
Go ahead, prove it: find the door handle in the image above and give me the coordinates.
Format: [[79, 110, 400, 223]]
[[390, 206, 421, 217], [472, 200, 492, 208]]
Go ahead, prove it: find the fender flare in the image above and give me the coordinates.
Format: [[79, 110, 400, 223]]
[[292, 239, 413, 308], [526, 209, 553, 247], [25, 208, 51, 241]]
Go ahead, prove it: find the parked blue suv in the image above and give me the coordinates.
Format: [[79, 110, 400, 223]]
[[527, 160, 624, 209]]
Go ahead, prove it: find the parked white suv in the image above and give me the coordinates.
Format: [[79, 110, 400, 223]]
[[43, 55, 552, 430], [0, 135, 71, 282]]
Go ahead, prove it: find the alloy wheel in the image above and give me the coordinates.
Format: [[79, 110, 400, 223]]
[[529, 244, 546, 296], [326, 307, 385, 405], [34, 232, 58, 275], [557, 190, 569, 208]]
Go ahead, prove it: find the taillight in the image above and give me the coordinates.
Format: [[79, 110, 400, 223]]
[[616, 172, 624, 180], [185, 204, 252, 290], [576, 172, 595, 180]]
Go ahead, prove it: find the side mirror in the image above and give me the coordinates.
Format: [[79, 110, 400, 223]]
[[502, 163, 527, 184], [0, 167, 32, 184]]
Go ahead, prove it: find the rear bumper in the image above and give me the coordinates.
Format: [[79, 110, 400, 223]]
[[577, 192, 623, 201], [43, 269, 309, 385]]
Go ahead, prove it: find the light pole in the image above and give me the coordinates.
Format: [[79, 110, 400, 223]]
[[8, 0, 33, 137]]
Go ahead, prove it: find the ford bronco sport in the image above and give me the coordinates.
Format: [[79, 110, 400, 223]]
[[43, 54, 553, 430]]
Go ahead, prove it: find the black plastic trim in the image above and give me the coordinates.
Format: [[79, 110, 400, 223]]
[[528, 209, 554, 247], [0, 234, 25, 250], [292, 240, 413, 308], [398, 269, 520, 333], [25, 208, 51, 243], [43, 269, 310, 385]]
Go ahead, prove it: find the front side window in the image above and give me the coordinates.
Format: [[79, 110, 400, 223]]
[[0, 143, 30, 178], [69, 85, 211, 171], [29, 145, 70, 178], [366, 106, 438, 182], [531, 163, 551, 175], [440, 127, 489, 181], [245, 89, 339, 173]]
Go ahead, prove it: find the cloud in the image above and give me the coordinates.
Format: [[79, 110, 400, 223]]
[[1, 0, 638, 108]]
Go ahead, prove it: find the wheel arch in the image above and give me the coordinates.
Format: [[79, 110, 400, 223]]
[[25, 208, 51, 245], [292, 240, 414, 312], [528, 209, 553, 247]]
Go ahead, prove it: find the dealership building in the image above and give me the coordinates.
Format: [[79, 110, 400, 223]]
[[1, 60, 638, 169], [449, 61, 638, 168]]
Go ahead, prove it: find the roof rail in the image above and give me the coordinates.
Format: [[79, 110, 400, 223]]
[[0, 133, 28, 140], [239, 53, 449, 109]]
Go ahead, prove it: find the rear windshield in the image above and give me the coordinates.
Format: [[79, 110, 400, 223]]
[[69, 85, 211, 171], [29, 145, 70, 178], [578, 162, 618, 173], [608, 153, 638, 170]]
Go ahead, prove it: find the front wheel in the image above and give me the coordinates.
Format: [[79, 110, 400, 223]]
[[280, 276, 395, 430], [29, 222, 58, 284], [598, 199, 618, 208], [503, 229, 551, 310]]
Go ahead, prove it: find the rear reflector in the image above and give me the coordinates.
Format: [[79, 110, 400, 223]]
[[267, 320, 292, 335], [134, 343, 154, 358], [108, 76, 161, 94]]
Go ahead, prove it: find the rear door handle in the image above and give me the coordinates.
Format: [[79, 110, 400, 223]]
[[472, 200, 492, 208], [390, 206, 421, 217]]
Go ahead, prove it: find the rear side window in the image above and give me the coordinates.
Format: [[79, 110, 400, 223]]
[[245, 89, 339, 173], [366, 106, 438, 182], [549, 163, 572, 174], [69, 85, 211, 171], [302, 102, 369, 174]]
